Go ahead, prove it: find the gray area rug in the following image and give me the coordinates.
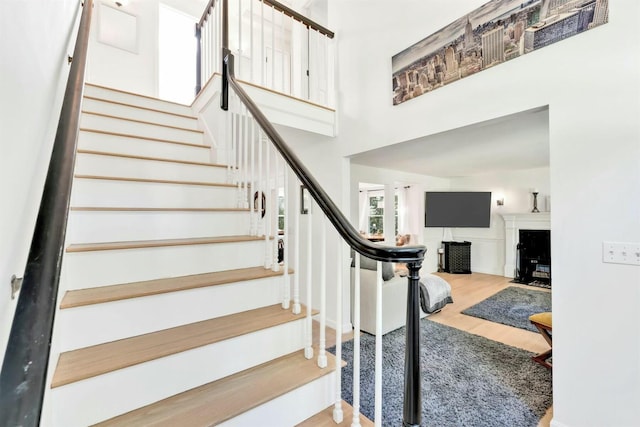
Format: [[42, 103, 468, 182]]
[[330, 320, 552, 426], [462, 286, 551, 333]]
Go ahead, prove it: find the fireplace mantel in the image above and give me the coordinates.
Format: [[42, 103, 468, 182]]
[[501, 213, 550, 278]]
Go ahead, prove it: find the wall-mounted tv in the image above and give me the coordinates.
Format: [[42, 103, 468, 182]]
[[425, 191, 491, 228]]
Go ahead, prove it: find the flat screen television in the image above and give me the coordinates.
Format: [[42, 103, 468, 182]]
[[425, 191, 492, 228]]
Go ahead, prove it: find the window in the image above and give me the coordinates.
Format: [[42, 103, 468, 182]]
[[367, 192, 398, 236]]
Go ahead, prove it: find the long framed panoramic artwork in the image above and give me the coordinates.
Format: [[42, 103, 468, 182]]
[[392, 0, 609, 105]]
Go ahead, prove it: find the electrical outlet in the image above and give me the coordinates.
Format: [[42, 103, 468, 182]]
[[603, 242, 640, 266]]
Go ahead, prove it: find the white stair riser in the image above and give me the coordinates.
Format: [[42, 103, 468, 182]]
[[79, 130, 211, 163], [81, 113, 204, 145], [70, 179, 239, 209], [219, 372, 336, 427], [58, 275, 286, 351], [62, 240, 269, 289], [84, 84, 192, 116], [51, 320, 306, 427], [75, 152, 228, 183], [67, 210, 249, 242], [82, 97, 199, 130]]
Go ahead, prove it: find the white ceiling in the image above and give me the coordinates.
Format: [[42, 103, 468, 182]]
[[350, 107, 550, 178]]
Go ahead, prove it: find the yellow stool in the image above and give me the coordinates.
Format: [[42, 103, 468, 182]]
[[529, 312, 552, 369]]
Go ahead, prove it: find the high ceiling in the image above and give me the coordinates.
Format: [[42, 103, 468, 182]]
[[350, 107, 550, 178]]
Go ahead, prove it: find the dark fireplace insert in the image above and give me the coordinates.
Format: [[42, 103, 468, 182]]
[[515, 229, 551, 287]]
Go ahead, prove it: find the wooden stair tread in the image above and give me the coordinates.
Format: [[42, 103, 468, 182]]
[[79, 128, 211, 149], [61, 266, 294, 308], [66, 235, 267, 253], [296, 401, 375, 427], [70, 206, 249, 212], [83, 95, 198, 120], [85, 82, 191, 108], [94, 351, 338, 427], [82, 110, 204, 133], [52, 304, 310, 388], [73, 174, 236, 187], [76, 149, 227, 168]]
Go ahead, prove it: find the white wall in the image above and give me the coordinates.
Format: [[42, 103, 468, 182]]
[[87, 1, 159, 96], [86, 0, 205, 98], [0, 0, 82, 363], [326, 1, 640, 426]]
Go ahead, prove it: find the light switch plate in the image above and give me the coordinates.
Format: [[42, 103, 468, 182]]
[[603, 242, 640, 266]]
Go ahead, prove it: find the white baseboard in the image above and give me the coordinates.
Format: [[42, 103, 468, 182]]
[[550, 419, 570, 427]]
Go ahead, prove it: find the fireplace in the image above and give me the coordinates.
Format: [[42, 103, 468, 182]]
[[501, 213, 551, 283], [515, 229, 551, 286]]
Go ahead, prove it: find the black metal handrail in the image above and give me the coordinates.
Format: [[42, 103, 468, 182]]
[[218, 1, 424, 425], [0, 1, 94, 425], [224, 55, 424, 263], [198, 0, 334, 38]]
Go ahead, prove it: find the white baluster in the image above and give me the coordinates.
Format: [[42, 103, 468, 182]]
[[258, 129, 263, 236], [317, 215, 327, 369], [280, 11, 285, 93], [236, 105, 243, 208], [272, 153, 280, 272], [249, 0, 254, 83], [206, 21, 210, 81], [201, 23, 207, 83], [264, 136, 271, 268], [328, 36, 336, 108], [333, 240, 343, 423], [351, 254, 362, 427], [237, 0, 242, 78], [260, 0, 265, 86], [270, 188, 280, 271], [243, 106, 249, 208], [271, 5, 275, 89], [250, 118, 257, 235], [304, 196, 313, 360], [235, 106, 241, 207], [216, 1, 221, 73], [292, 179, 301, 315], [282, 167, 290, 309], [375, 261, 383, 427], [226, 92, 232, 183]]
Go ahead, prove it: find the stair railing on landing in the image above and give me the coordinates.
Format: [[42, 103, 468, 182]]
[[0, 1, 94, 426], [213, 1, 427, 425], [196, 0, 335, 107]]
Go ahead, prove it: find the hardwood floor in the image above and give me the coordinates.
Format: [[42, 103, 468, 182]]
[[311, 272, 553, 427]]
